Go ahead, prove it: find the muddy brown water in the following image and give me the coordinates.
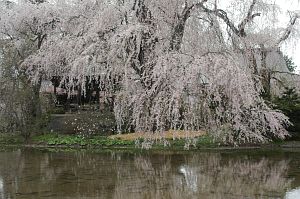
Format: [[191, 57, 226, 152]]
[[0, 148, 300, 199]]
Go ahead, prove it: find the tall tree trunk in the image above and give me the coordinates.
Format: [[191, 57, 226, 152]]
[[31, 77, 42, 118], [259, 45, 271, 99]]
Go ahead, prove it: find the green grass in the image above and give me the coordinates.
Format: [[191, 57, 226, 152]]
[[0, 131, 217, 150], [32, 134, 134, 147], [4, 132, 298, 150], [31, 133, 217, 149]]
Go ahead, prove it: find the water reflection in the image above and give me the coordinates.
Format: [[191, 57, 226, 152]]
[[286, 188, 300, 199], [113, 153, 293, 199], [0, 149, 299, 199], [0, 177, 3, 199]]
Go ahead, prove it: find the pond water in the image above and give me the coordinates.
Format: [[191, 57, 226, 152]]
[[0, 148, 300, 199]]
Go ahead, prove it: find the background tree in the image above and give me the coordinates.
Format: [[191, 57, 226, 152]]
[[0, 0, 60, 138], [273, 87, 300, 140], [284, 55, 297, 73]]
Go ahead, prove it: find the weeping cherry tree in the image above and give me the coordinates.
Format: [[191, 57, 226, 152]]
[[1, 0, 300, 144]]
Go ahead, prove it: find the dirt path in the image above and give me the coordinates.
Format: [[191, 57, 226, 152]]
[[109, 130, 206, 141]]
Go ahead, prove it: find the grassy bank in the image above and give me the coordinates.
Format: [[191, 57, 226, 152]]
[[30, 133, 216, 149], [2, 132, 300, 150], [32, 134, 135, 148], [1, 132, 217, 150]]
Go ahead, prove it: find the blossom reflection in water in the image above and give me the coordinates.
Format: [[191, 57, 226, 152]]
[[0, 149, 299, 199]]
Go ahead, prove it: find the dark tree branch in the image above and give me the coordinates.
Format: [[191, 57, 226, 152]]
[[199, 0, 261, 37], [37, 34, 46, 49], [237, 0, 260, 37], [200, 6, 240, 36], [170, 0, 208, 51], [276, 13, 300, 46], [271, 70, 300, 76]]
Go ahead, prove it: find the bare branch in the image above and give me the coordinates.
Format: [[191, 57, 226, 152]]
[[276, 13, 300, 46], [238, 0, 261, 37], [170, 0, 209, 50], [199, 0, 261, 37], [271, 70, 300, 76], [199, 6, 240, 36]]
